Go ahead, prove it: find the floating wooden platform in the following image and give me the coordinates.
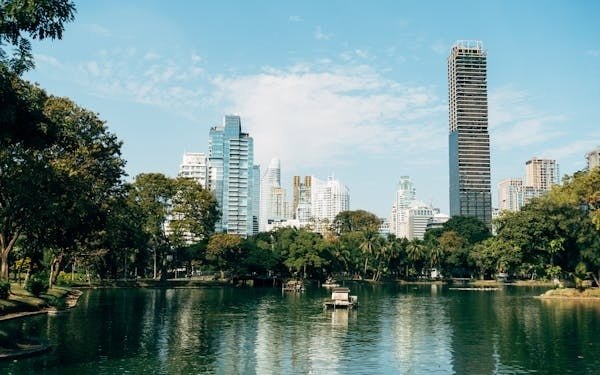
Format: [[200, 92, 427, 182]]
[[323, 287, 358, 309]]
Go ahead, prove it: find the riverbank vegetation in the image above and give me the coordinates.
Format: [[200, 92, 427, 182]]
[[1, 1, 598, 307]]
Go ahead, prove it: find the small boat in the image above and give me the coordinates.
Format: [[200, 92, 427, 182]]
[[282, 279, 304, 293], [323, 287, 358, 309], [322, 277, 340, 288]]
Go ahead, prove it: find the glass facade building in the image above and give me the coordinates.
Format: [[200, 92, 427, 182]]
[[448, 40, 492, 227], [208, 115, 258, 236]]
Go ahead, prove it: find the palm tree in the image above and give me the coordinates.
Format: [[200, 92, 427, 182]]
[[406, 239, 426, 277], [359, 230, 378, 278], [429, 245, 445, 271]]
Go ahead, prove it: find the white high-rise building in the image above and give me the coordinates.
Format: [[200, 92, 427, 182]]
[[525, 157, 559, 191], [497, 157, 559, 213], [260, 158, 285, 232], [407, 202, 434, 240], [389, 176, 416, 238], [586, 147, 600, 171], [498, 178, 523, 212], [178, 152, 208, 187], [310, 176, 350, 232]]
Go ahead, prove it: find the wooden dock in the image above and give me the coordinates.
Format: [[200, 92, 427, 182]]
[[323, 287, 358, 309]]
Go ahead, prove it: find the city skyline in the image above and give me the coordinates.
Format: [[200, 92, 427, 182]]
[[23, 1, 600, 217]]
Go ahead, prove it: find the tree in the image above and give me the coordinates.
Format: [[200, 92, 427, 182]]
[[359, 230, 379, 278], [442, 216, 491, 245], [1, 0, 76, 74], [406, 239, 426, 276], [131, 173, 174, 280], [168, 177, 220, 242], [206, 233, 243, 279], [284, 229, 328, 279], [41, 97, 125, 286], [332, 210, 380, 235]]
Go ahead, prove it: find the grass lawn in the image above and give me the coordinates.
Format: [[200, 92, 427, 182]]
[[0, 283, 72, 317], [538, 287, 600, 299]]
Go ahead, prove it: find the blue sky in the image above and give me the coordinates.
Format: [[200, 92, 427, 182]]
[[25, 0, 600, 217]]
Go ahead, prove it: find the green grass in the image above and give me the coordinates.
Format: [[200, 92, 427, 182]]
[[539, 287, 600, 299], [0, 283, 72, 316]]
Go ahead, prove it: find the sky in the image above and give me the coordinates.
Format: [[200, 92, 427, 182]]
[[24, 0, 600, 217]]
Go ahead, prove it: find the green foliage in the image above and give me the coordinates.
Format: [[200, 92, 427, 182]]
[[0, 280, 10, 299], [26, 277, 48, 297], [333, 210, 380, 234], [0, 0, 76, 74], [169, 177, 220, 243], [442, 216, 491, 245], [206, 233, 244, 277]]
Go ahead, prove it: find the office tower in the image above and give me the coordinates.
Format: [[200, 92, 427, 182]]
[[448, 40, 492, 227], [586, 147, 600, 171], [389, 176, 416, 238], [178, 152, 208, 187], [208, 115, 258, 236], [498, 178, 523, 212], [260, 158, 286, 231], [293, 175, 312, 220]]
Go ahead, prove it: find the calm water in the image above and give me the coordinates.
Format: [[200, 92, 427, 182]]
[[1, 283, 599, 374]]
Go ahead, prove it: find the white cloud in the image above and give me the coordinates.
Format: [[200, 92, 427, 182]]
[[314, 26, 332, 40], [84, 23, 111, 37], [431, 40, 447, 55], [289, 15, 302, 22], [489, 85, 566, 150], [34, 54, 62, 68], [72, 50, 209, 118], [539, 139, 600, 161], [211, 64, 446, 170]]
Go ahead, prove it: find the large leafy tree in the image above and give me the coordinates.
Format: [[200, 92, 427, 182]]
[[332, 210, 380, 235], [283, 229, 328, 279], [168, 177, 220, 243], [130, 173, 174, 280], [0, 0, 75, 74], [206, 233, 244, 279]]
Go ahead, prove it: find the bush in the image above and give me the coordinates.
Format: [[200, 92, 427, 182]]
[[26, 277, 49, 297], [0, 281, 10, 299]]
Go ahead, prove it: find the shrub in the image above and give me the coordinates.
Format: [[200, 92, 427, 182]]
[[0, 281, 10, 299], [26, 277, 49, 297]]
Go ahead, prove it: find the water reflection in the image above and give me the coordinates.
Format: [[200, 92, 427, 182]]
[[1, 285, 599, 374]]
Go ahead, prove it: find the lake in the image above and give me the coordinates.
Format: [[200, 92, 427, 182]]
[[1, 283, 599, 374]]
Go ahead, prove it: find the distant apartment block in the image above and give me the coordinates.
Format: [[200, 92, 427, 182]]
[[311, 176, 350, 230], [586, 146, 600, 170], [389, 176, 416, 239], [407, 202, 434, 240], [498, 157, 559, 212], [448, 40, 492, 227], [498, 178, 523, 212], [293, 175, 312, 223], [260, 158, 289, 232], [525, 157, 559, 191], [178, 152, 208, 187]]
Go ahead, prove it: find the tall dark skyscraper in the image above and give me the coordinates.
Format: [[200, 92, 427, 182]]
[[448, 40, 492, 227]]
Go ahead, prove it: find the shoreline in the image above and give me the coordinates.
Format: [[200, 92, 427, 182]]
[[536, 287, 600, 300], [0, 288, 83, 322]]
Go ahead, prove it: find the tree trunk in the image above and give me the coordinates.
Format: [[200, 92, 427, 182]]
[[49, 255, 63, 288], [592, 271, 600, 288], [0, 231, 20, 281], [363, 257, 369, 277], [0, 250, 9, 281]]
